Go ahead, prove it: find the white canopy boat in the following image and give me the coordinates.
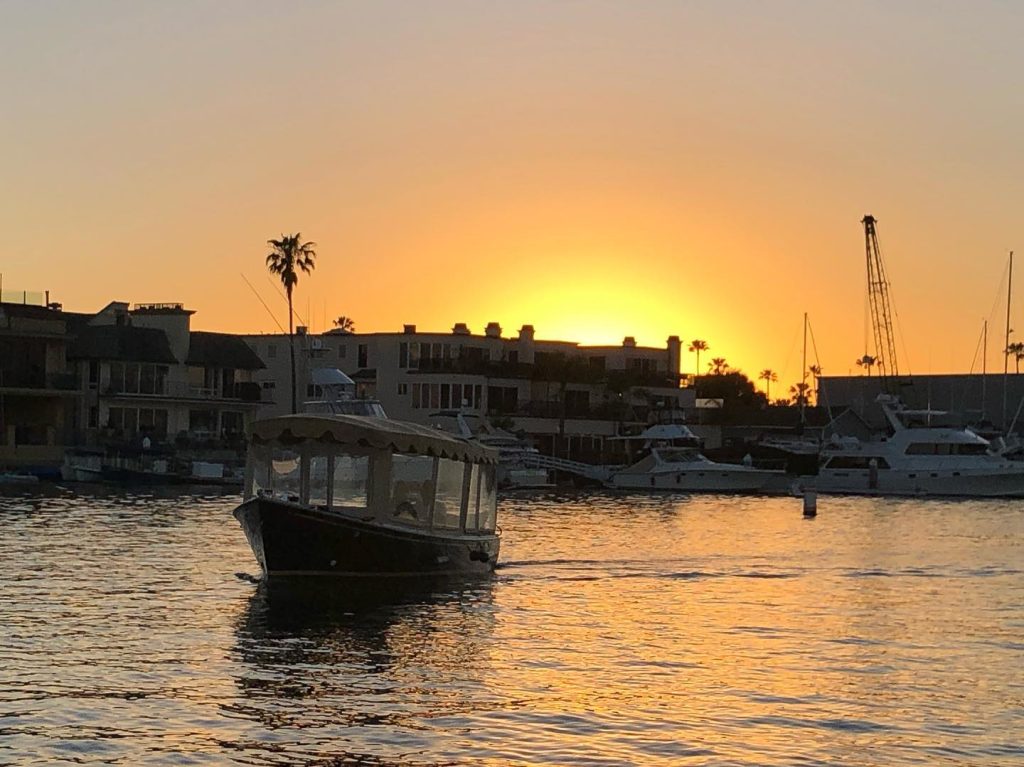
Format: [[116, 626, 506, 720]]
[[233, 414, 501, 579]]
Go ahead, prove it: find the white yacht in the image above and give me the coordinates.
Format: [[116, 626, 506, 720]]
[[304, 368, 387, 418], [606, 422, 788, 494], [814, 395, 1024, 497], [427, 410, 552, 489]]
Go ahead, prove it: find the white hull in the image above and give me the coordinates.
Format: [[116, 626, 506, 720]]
[[814, 467, 1024, 498]]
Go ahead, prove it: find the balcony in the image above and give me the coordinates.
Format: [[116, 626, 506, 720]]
[[102, 380, 262, 402]]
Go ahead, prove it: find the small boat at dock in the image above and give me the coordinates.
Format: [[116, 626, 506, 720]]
[[233, 414, 501, 579]]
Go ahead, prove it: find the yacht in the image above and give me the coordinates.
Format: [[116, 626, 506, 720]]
[[606, 422, 789, 494], [427, 410, 552, 489], [813, 395, 1024, 497], [304, 368, 387, 417], [233, 413, 501, 579]]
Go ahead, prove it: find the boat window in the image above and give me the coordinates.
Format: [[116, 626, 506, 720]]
[[905, 443, 938, 455], [390, 454, 435, 526], [955, 443, 989, 455], [270, 450, 301, 499], [308, 454, 330, 506], [478, 466, 498, 532], [331, 455, 369, 508], [433, 459, 464, 530], [824, 456, 890, 470], [464, 464, 480, 531]]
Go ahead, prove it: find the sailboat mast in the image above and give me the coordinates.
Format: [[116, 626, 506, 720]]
[[1004, 251, 1014, 428], [801, 312, 808, 423], [982, 319, 987, 420]]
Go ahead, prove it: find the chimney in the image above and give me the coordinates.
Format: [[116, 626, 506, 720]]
[[485, 322, 502, 338], [452, 322, 471, 335], [623, 336, 636, 348], [403, 324, 417, 334], [518, 324, 535, 341], [667, 336, 681, 379], [297, 325, 308, 336]]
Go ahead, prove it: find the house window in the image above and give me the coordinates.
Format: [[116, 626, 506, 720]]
[[88, 361, 99, 389], [398, 383, 408, 396], [399, 343, 408, 368], [412, 383, 421, 408], [358, 344, 368, 368], [88, 406, 98, 428]]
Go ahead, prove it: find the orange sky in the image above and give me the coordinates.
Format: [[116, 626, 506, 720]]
[[3, 2, 1022, 391]]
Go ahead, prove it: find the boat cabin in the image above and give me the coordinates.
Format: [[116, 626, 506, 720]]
[[243, 414, 499, 535]]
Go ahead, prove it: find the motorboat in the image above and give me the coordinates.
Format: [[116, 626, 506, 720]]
[[427, 409, 552, 489], [813, 395, 1024, 497], [606, 422, 788, 493], [232, 413, 501, 579], [304, 368, 387, 417]]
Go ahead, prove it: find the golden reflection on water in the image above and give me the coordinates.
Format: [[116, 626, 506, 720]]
[[1, 487, 1022, 765]]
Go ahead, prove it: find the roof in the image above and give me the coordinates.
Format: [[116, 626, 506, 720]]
[[249, 414, 499, 464], [68, 325, 178, 364], [187, 332, 265, 370]]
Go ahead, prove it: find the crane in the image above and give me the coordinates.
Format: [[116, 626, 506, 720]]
[[862, 214, 901, 393]]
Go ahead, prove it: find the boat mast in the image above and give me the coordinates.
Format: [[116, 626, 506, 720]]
[[800, 312, 808, 425], [1004, 251, 1014, 429], [982, 319, 987, 420]]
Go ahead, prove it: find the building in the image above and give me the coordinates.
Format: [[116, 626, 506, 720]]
[[0, 302, 79, 469], [1, 296, 267, 472], [244, 322, 693, 462], [818, 373, 1024, 432], [67, 302, 267, 449]]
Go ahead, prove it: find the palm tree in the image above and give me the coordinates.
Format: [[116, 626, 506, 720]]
[[790, 382, 811, 407], [688, 340, 708, 390], [266, 233, 317, 413], [856, 354, 877, 376], [1007, 342, 1024, 374], [333, 315, 356, 333], [708, 357, 729, 375], [758, 368, 777, 401]]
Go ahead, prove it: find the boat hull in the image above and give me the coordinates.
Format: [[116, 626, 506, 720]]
[[813, 467, 1024, 498], [233, 497, 500, 578]]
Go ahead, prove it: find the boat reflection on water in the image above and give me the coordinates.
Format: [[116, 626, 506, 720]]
[[231, 576, 498, 743]]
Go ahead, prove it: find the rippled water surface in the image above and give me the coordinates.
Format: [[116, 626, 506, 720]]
[[1, 486, 1022, 766]]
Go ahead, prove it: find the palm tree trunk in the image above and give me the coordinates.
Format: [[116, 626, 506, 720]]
[[288, 291, 297, 414]]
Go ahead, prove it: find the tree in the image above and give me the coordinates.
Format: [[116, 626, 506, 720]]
[[333, 315, 356, 333], [688, 339, 708, 389], [266, 233, 317, 413], [856, 354, 877, 376], [758, 368, 777, 401], [708, 357, 729, 375], [1007, 342, 1024, 374], [789, 381, 812, 407]]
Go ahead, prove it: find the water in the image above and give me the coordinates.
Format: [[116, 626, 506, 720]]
[[1, 486, 1022, 766]]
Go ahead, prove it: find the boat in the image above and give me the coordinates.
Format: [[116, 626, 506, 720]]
[[812, 394, 1024, 497], [0, 471, 40, 485], [427, 409, 552, 489], [304, 368, 388, 417], [605, 421, 789, 493], [232, 413, 501, 579]]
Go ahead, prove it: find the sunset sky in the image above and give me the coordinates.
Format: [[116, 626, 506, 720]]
[[3, 1, 1022, 388]]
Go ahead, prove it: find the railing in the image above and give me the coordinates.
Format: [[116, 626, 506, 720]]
[[519, 453, 613, 482], [103, 380, 262, 402]]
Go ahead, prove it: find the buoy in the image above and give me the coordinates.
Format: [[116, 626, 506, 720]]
[[802, 488, 817, 517]]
